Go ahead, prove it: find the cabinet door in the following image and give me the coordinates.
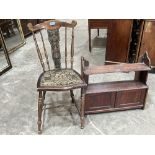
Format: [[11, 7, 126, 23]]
[[115, 89, 147, 108], [138, 20, 155, 67], [106, 20, 133, 63], [85, 92, 115, 113]]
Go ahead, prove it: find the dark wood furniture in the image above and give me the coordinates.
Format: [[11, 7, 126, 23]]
[[81, 52, 151, 127], [89, 19, 155, 70], [0, 20, 15, 37], [88, 19, 133, 63], [20, 19, 38, 37], [27, 20, 87, 134], [135, 20, 155, 71], [20, 19, 48, 37], [128, 20, 144, 63]]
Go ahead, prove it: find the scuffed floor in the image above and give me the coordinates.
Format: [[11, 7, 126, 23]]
[[0, 19, 155, 135]]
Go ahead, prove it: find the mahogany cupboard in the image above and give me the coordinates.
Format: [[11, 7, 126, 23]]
[[20, 19, 38, 36]]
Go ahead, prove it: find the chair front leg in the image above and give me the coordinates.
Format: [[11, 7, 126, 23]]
[[38, 91, 43, 134], [80, 90, 85, 129]]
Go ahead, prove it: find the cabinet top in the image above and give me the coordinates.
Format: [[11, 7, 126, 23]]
[[84, 63, 151, 75]]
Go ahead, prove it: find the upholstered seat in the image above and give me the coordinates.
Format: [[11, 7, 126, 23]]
[[38, 69, 86, 89]]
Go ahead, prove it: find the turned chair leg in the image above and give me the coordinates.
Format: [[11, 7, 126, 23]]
[[38, 91, 43, 134], [80, 93, 85, 129], [70, 90, 75, 103]]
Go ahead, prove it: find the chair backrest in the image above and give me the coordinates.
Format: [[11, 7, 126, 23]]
[[27, 19, 77, 72]]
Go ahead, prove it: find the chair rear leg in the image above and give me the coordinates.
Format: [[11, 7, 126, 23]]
[[89, 28, 91, 52], [97, 29, 99, 36], [38, 91, 43, 134], [70, 90, 75, 103], [43, 91, 46, 100]]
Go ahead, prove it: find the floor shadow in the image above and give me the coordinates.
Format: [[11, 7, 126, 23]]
[[92, 36, 107, 49]]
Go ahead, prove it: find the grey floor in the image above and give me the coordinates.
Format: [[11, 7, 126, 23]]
[[0, 51, 8, 70], [0, 19, 155, 135]]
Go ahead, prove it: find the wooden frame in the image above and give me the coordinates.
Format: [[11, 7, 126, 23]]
[[0, 28, 12, 76]]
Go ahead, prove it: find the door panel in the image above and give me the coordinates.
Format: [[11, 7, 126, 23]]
[[115, 89, 146, 108], [85, 92, 116, 111], [106, 20, 133, 63]]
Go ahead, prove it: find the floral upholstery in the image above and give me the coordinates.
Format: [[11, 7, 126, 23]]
[[40, 69, 84, 87]]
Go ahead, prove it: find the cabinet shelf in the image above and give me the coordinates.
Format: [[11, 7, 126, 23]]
[[84, 63, 150, 75], [86, 81, 148, 94], [81, 52, 150, 119]]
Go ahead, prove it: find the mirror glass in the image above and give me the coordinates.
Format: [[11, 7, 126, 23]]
[[0, 39, 8, 70], [0, 19, 25, 53], [0, 30, 12, 75]]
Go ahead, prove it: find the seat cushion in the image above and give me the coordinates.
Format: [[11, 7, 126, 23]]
[[39, 69, 85, 88]]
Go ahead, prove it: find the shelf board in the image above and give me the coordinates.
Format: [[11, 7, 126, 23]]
[[84, 63, 151, 75], [86, 81, 148, 94]]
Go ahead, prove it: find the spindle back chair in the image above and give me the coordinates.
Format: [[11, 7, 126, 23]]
[[28, 20, 87, 134]]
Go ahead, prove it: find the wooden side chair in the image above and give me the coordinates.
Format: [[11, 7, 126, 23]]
[[27, 20, 87, 134]]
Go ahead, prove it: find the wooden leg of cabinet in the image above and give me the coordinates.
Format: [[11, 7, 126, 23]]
[[80, 93, 85, 129]]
